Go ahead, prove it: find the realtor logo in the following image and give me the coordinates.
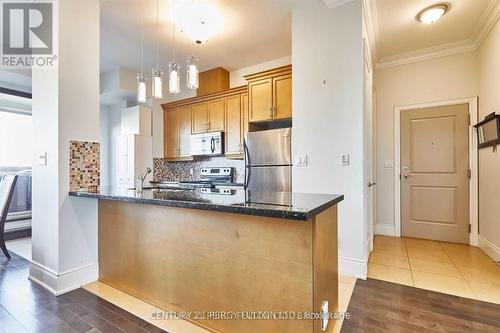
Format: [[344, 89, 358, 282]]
[[1, 1, 55, 68], [2, 2, 52, 54]]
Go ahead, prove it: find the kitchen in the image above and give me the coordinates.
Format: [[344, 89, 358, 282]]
[[73, 50, 344, 333]]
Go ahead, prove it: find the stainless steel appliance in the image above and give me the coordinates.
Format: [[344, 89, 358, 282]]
[[190, 132, 223, 156], [244, 128, 292, 192], [178, 167, 234, 189]]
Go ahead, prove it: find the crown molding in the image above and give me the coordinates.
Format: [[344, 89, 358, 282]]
[[376, 39, 477, 70], [374, 0, 500, 70], [473, 0, 500, 47], [322, 0, 356, 9]]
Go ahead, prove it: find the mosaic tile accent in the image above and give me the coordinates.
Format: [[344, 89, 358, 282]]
[[69, 141, 100, 192], [153, 156, 245, 184]]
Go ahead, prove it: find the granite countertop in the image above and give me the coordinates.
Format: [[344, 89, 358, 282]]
[[69, 186, 343, 221]]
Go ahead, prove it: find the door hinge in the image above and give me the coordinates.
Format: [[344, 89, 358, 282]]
[[468, 224, 472, 233], [468, 169, 472, 179], [468, 114, 471, 125]]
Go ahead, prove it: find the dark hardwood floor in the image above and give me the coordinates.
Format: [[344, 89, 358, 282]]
[[342, 278, 500, 333], [0, 252, 167, 333]]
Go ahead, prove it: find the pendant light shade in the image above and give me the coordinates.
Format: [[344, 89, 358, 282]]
[[152, 68, 163, 98], [137, 74, 147, 103], [151, 0, 163, 99], [168, 61, 180, 94], [186, 55, 199, 89]]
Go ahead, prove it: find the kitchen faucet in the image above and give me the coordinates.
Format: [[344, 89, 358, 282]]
[[136, 167, 152, 193]]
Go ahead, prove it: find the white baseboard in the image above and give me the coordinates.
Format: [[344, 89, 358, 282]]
[[478, 235, 500, 263], [374, 224, 395, 236], [339, 256, 367, 280], [29, 261, 98, 296]]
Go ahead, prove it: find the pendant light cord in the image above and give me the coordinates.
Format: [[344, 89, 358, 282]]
[[172, 0, 176, 63], [140, 0, 144, 74], [156, 0, 159, 69]]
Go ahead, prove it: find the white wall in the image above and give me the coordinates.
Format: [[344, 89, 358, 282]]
[[31, 0, 100, 294], [229, 56, 291, 88], [292, 1, 367, 277], [374, 52, 479, 235], [478, 19, 500, 260]]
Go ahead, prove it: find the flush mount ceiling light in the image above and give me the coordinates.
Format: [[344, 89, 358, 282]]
[[417, 3, 449, 24], [176, 0, 223, 44]]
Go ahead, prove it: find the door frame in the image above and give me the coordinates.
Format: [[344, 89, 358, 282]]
[[393, 97, 478, 246]]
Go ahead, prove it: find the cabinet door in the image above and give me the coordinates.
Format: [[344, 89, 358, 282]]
[[273, 74, 292, 119], [208, 98, 225, 131], [242, 93, 249, 145], [248, 78, 273, 122], [164, 109, 179, 157], [225, 95, 242, 155], [178, 106, 191, 156], [191, 102, 208, 134]]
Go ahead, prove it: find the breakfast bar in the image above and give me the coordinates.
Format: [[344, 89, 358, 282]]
[[70, 188, 343, 333]]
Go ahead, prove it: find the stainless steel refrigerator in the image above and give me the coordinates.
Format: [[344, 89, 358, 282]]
[[244, 128, 292, 192]]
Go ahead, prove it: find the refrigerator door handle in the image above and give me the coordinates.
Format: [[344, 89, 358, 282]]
[[244, 139, 251, 190]]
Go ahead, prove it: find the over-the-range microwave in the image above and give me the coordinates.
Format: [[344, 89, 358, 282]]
[[190, 131, 224, 156]]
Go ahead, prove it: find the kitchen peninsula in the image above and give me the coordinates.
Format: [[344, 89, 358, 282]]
[[69, 187, 343, 333]]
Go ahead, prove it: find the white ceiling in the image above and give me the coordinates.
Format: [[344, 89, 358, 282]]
[[375, 0, 493, 60], [100, 0, 313, 74]]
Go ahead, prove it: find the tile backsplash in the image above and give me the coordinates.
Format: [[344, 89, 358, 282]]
[[153, 157, 245, 184], [69, 141, 100, 192]]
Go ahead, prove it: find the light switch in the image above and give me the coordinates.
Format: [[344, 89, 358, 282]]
[[384, 160, 394, 168], [341, 154, 349, 166], [38, 152, 48, 166], [295, 154, 308, 167]]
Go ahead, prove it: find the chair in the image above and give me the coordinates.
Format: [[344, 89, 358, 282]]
[[0, 175, 18, 259]]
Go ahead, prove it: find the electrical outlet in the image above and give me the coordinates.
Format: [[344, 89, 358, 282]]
[[384, 159, 394, 168], [321, 301, 329, 331]]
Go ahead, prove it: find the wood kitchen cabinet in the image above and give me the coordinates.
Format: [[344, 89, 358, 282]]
[[191, 98, 225, 133], [191, 102, 208, 134], [245, 65, 292, 122], [164, 106, 192, 160], [225, 94, 242, 156]]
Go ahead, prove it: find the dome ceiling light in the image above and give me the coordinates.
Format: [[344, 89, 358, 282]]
[[417, 3, 449, 24]]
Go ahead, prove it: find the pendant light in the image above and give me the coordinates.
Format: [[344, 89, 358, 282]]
[[152, 0, 163, 98], [186, 55, 199, 89], [136, 0, 147, 103], [169, 0, 180, 94]]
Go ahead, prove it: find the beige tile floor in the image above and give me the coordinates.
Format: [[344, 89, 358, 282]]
[[368, 236, 500, 304], [84, 275, 357, 333]]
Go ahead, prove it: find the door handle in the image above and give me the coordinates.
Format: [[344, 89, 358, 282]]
[[368, 181, 377, 187], [403, 174, 412, 179]]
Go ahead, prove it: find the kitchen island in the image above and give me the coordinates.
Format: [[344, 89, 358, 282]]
[[70, 187, 343, 333]]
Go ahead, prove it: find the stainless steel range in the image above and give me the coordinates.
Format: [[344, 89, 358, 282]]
[[178, 167, 234, 189]]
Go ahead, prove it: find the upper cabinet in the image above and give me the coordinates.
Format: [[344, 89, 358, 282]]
[[191, 98, 225, 134], [164, 106, 192, 161], [244, 65, 292, 123], [161, 65, 291, 160]]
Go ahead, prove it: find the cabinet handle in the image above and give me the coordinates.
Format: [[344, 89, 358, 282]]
[[272, 105, 276, 118], [268, 105, 273, 118]]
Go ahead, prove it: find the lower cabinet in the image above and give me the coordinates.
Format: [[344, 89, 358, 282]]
[[164, 106, 192, 160]]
